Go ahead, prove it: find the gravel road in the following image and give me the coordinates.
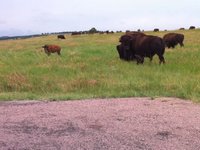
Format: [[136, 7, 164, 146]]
[[0, 97, 200, 150]]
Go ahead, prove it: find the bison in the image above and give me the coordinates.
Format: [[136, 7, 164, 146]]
[[118, 33, 165, 64], [117, 32, 145, 61], [163, 33, 184, 48], [117, 34, 133, 61], [133, 34, 165, 64], [57, 35, 65, 39], [189, 26, 195, 30], [179, 28, 185, 30], [154, 28, 159, 32], [42, 45, 61, 56]]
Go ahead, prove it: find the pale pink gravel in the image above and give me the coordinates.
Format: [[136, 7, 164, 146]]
[[0, 97, 200, 150]]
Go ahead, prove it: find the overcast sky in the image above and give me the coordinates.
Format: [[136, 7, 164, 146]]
[[0, 0, 199, 36]]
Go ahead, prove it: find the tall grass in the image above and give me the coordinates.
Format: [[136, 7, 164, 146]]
[[0, 30, 200, 101]]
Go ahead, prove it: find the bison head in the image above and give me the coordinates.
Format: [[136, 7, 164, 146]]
[[119, 35, 133, 51], [42, 45, 47, 48], [116, 44, 124, 59], [119, 35, 132, 44]]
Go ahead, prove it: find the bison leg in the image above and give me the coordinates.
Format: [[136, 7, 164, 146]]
[[135, 55, 144, 64], [141, 58, 144, 64], [44, 49, 50, 56], [46, 52, 51, 56], [159, 56, 165, 64], [180, 43, 184, 47], [57, 51, 61, 55], [149, 57, 153, 62]]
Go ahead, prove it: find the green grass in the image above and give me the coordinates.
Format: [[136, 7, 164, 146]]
[[0, 29, 200, 102]]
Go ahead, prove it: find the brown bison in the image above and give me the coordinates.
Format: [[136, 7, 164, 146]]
[[117, 32, 145, 61], [42, 45, 61, 56], [154, 28, 159, 32], [118, 33, 165, 64], [179, 28, 185, 30], [117, 35, 133, 61], [133, 34, 165, 64], [163, 33, 184, 48], [189, 26, 195, 30], [57, 35, 65, 39]]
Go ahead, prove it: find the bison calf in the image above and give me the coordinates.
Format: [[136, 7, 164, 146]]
[[42, 45, 61, 56]]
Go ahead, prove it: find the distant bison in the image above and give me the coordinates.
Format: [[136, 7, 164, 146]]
[[179, 28, 185, 30], [57, 35, 65, 39], [42, 45, 61, 56], [154, 28, 159, 32], [189, 26, 195, 30], [118, 33, 165, 64], [163, 33, 184, 48]]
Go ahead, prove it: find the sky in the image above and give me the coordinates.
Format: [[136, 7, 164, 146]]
[[0, 0, 199, 36]]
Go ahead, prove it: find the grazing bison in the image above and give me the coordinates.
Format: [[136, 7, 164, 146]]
[[118, 33, 165, 64], [42, 45, 61, 56], [133, 35, 165, 64], [179, 28, 185, 30], [154, 28, 159, 32], [163, 33, 184, 48], [57, 35, 65, 39], [189, 26, 195, 30]]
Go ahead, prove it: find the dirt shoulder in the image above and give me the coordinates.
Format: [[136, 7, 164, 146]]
[[0, 97, 200, 150]]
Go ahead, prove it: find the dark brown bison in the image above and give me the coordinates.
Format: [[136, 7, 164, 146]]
[[118, 33, 165, 64], [42, 45, 61, 56], [117, 32, 145, 61], [163, 33, 184, 48], [117, 35, 133, 61], [154, 28, 159, 32], [133, 35, 165, 64], [57, 35, 65, 39], [189, 26, 195, 30], [179, 28, 185, 30]]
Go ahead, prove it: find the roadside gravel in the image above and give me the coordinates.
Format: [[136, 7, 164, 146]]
[[0, 97, 200, 150]]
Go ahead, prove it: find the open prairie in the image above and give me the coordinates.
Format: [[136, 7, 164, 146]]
[[0, 29, 200, 101]]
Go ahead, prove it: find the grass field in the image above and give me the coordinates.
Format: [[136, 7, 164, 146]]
[[0, 29, 200, 102]]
